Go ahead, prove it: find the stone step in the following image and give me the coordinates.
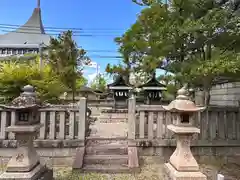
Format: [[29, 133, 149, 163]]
[[82, 164, 130, 174], [85, 145, 128, 155], [99, 119, 127, 123], [84, 155, 128, 165], [86, 138, 128, 147]]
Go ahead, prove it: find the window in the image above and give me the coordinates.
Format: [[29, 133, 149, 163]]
[[7, 49, 11, 54], [12, 49, 16, 55], [28, 49, 33, 53], [180, 113, 190, 124], [19, 112, 29, 121], [19, 49, 24, 54]]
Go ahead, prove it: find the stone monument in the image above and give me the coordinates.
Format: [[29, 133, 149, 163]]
[[162, 85, 207, 180], [0, 85, 53, 180]]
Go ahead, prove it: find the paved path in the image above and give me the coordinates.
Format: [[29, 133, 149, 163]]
[[89, 119, 128, 138]]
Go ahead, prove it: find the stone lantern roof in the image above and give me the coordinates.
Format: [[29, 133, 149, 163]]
[[1, 85, 41, 110], [162, 85, 205, 112]]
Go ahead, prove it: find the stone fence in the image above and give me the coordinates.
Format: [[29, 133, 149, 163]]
[[128, 96, 240, 162], [0, 98, 87, 149], [1, 96, 240, 166]]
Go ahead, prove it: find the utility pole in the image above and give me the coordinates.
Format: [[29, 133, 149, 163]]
[[39, 43, 43, 71], [95, 63, 99, 88]]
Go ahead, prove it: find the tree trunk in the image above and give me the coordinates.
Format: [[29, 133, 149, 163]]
[[72, 78, 76, 104], [72, 88, 75, 104]]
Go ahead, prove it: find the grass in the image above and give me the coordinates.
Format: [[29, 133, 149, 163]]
[[55, 157, 164, 180], [1, 156, 240, 179], [54, 157, 240, 180]]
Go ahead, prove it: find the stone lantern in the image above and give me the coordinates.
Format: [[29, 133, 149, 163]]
[[162, 85, 207, 180], [0, 85, 53, 180]]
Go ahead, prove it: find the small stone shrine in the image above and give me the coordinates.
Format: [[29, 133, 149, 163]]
[[138, 72, 166, 105], [99, 75, 132, 123], [0, 85, 53, 180], [162, 85, 207, 180], [107, 75, 132, 109]]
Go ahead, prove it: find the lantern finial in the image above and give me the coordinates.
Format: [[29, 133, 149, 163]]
[[176, 84, 189, 100]]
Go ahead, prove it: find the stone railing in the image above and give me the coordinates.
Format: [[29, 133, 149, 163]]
[[0, 98, 87, 148], [128, 96, 240, 147]]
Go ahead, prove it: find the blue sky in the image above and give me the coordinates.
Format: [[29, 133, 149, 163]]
[[0, 0, 145, 83]]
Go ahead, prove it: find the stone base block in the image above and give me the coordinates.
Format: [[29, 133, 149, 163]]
[[164, 163, 206, 180], [0, 164, 53, 180]]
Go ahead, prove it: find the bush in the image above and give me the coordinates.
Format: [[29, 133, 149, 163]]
[[0, 61, 67, 103]]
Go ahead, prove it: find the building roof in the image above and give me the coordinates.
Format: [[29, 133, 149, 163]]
[[107, 75, 131, 87], [0, 2, 50, 47], [138, 72, 166, 89]]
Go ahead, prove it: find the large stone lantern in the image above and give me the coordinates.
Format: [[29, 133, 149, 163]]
[[0, 85, 53, 180], [162, 85, 206, 180]]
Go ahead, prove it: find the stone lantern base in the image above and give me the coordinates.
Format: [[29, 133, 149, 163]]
[[164, 163, 206, 180], [0, 164, 53, 180], [0, 125, 53, 180]]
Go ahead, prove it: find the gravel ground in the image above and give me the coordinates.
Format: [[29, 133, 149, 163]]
[[0, 156, 239, 179], [54, 157, 240, 180]]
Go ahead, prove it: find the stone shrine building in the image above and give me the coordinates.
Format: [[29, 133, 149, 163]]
[[0, 0, 50, 57], [107, 75, 132, 109], [138, 72, 166, 105]]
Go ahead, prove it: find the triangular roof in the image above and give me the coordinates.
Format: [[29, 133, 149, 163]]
[[138, 73, 166, 88], [0, 2, 50, 47], [108, 75, 130, 87]]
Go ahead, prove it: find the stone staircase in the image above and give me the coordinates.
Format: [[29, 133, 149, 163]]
[[73, 138, 139, 173]]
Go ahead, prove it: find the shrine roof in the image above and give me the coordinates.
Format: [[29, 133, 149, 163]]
[[138, 73, 166, 89], [107, 75, 132, 87]]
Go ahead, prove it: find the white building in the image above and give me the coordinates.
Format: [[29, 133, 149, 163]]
[[0, 0, 50, 57]]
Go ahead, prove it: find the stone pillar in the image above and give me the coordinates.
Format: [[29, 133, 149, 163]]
[[78, 97, 86, 142], [128, 96, 136, 140], [169, 134, 199, 171]]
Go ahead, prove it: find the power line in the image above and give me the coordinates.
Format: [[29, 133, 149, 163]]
[[85, 55, 122, 59], [0, 25, 124, 34], [84, 50, 119, 53], [0, 23, 125, 31], [0, 29, 120, 37]]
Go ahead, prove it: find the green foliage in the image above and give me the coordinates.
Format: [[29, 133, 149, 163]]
[[76, 76, 88, 89], [90, 74, 107, 92], [113, 0, 240, 105], [48, 31, 90, 102], [0, 61, 67, 103], [157, 74, 181, 97]]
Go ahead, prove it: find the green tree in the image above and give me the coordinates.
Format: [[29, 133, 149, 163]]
[[48, 31, 90, 102], [115, 0, 240, 105], [90, 74, 107, 92], [0, 60, 67, 103], [76, 76, 88, 89]]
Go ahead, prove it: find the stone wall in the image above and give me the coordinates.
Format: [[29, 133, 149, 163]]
[[0, 146, 239, 167], [195, 82, 240, 107], [210, 82, 240, 106], [138, 146, 240, 165]]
